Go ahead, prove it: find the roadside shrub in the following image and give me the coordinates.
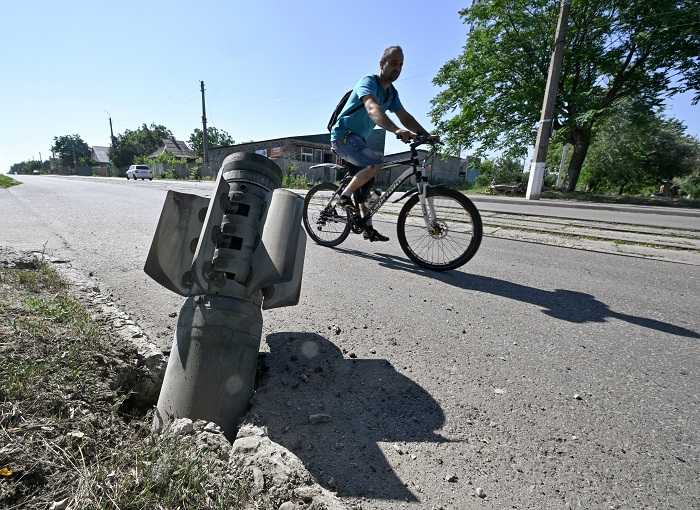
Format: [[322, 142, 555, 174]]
[[677, 173, 700, 199], [283, 173, 311, 189]]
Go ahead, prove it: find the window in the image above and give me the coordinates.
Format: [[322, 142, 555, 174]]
[[300, 146, 313, 162], [314, 149, 323, 163]]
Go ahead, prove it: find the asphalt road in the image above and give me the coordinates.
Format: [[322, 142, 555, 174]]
[[2, 175, 699, 509]]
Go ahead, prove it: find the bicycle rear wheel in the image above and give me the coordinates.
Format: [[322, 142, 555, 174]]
[[303, 182, 351, 247], [397, 188, 482, 271]]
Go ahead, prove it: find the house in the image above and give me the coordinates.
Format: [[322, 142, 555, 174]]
[[90, 146, 112, 176], [149, 137, 196, 161], [148, 137, 197, 178], [208, 130, 387, 178]]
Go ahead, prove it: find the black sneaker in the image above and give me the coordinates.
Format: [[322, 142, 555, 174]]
[[363, 226, 389, 242], [337, 195, 356, 213]]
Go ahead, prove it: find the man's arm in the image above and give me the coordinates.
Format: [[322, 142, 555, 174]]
[[362, 96, 415, 141], [396, 109, 430, 137]]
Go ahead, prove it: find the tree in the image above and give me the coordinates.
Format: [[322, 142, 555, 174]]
[[431, 0, 700, 191], [188, 127, 234, 158], [51, 134, 91, 168], [110, 123, 172, 169], [581, 102, 700, 194]]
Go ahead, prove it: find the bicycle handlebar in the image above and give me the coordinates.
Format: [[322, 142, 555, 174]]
[[396, 133, 442, 148]]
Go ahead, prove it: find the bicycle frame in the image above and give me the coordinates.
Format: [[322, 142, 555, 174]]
[[356, 142, 439, 229]]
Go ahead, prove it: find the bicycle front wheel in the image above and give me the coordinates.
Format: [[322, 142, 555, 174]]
[[397, 188, 482, 271], [303, 182, 351, 247]]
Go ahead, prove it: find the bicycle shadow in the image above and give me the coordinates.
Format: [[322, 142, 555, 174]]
[[250, 332, 447, 501], [332, 247, 700, 340]]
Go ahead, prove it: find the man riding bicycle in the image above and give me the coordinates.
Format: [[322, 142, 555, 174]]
[[330, 45, 437, 242]]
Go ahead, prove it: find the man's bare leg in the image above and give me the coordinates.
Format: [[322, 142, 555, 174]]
[[341, 164, 381, 196]]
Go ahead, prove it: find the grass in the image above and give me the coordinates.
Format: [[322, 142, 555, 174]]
[[540, 189, 700, 208], [283, 173, 312, 189], [0, 175, 21, 188], [0, 255, 254, 509]]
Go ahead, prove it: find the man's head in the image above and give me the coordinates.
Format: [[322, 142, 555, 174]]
[[379, 46, 403, 83]]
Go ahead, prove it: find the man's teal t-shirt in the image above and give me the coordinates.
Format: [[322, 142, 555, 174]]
[[330, 75, 404, 142]]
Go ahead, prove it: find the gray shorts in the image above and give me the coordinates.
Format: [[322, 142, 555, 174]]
[[331, 133, 383, 168]]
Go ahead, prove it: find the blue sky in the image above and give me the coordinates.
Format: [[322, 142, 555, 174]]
[[1, 0, 697, 172]]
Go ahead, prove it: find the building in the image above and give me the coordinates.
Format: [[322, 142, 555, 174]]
[[148, 137, 197, 178], [208, 130, 477, 187], [208, 130, 386, 178], [378, 150, 476, 188], [90, 146, 112, 176], [149, 137, 196, 162]]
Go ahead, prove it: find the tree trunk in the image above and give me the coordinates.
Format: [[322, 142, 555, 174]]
[[565, 128, 592, 192]]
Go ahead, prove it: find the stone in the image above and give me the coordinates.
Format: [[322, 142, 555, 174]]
[[574, 393, 582, 400], [49, 500, 68, 510], [494, 388, 505, 395], [476, 487, 486, 498], [309, 413, 332, 424], [294, 486, 318, 502], [445, 474, 458, 482], [169, 418, 194, 436], [231, 436, 261, 454], [204, 422, 223, 434], [278, 503, 297, 510], [251, 466, 265, 494]]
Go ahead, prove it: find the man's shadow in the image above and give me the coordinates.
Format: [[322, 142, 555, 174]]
[[250, 332, 447, 501], [333, 248, 699, 339]]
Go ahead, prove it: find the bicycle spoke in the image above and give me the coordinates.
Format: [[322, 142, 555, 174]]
[[399, 191, 480, 269]]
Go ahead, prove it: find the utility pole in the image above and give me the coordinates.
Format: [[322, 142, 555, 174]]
[[108, 112, 115, 177], [109, 116, 115, 146], [200, 81, 209, 166], [72, 137, 77, 170], [525, 0, 570, 200]]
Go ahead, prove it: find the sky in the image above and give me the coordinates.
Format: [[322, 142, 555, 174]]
[[1, 0, 698, 173]]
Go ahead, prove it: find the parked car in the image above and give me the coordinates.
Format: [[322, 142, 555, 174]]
[[126, 165, 153, 181], [32, 170, 40, 175]]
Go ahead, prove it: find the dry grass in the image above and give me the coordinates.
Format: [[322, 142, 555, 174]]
[[0, 255, 253, 509]]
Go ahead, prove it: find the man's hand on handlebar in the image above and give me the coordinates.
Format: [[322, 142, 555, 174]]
[[395, 128, 416, 143]]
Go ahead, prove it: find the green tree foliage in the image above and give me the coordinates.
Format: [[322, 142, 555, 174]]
[[51, 134, 91, 168], [10, 160, 47, 175], [431, 0, 700, 192], [110, 124, 172, 169], [188, 127, 234, 158], [474, 156, 526, 186], [581, 102, 700, 194]]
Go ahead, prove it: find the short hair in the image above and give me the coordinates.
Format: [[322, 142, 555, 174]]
[[380, 46, 403, 66]]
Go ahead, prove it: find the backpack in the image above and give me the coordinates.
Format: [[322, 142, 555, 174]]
[[326, 75, 395, 132]]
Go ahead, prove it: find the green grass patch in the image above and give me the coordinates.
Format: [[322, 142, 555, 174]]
[[0, 254, 259, 510], [0, 174, 21, 188], [540, 189, 700, 208], [283, 173, 312, 189]]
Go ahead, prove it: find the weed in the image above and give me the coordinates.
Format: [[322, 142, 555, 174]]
[[0, 175, 21, 188]]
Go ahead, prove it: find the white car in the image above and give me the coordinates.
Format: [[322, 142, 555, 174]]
[[126, 164, 153, 180]]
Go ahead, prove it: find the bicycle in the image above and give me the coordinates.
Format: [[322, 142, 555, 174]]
[[302, 135, 483, 271]]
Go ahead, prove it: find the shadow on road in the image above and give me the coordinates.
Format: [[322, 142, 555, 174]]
[[333, 247, 699, 340], [250, 332, 447, 501]]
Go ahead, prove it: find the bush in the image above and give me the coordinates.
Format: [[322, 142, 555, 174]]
[[677, 173, 700, 199], [282, 173, 311, 189], [188, 166, 201, 180]]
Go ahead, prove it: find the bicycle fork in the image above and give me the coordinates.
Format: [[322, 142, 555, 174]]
[[417, 181, 438, 231]]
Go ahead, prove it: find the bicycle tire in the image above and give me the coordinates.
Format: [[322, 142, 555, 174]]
[[396, 188, 482, 271], [303, 182, 351, 247]]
